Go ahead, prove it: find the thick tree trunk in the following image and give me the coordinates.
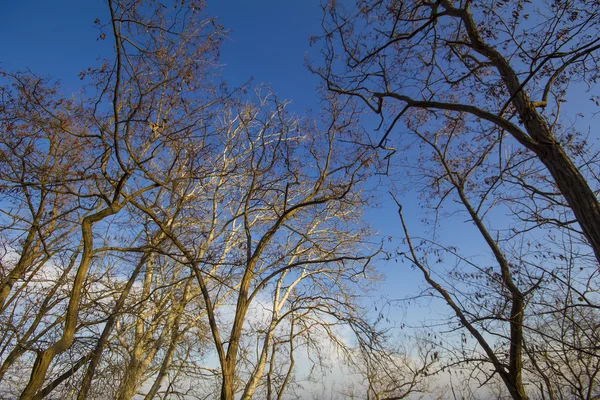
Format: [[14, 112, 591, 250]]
[[534, 138, 600, 263], [221, 364, 235, 400], [454, 2, 600, 265], [509, 91, 600, 265], [116, 360, 143, 400], [20, 351, 60, 400], [19, 205, 122, 399]]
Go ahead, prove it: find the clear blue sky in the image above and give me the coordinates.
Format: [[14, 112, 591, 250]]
[[208, 1, 323, 113], [0, 0, 322, 112], [0, 0, 509, 327]]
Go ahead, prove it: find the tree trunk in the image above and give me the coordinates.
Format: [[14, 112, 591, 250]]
[[221, 364, 235, 400], [534, 139, 600, 263], [19, 205, 123, 399], [456, 1, 600, 265]]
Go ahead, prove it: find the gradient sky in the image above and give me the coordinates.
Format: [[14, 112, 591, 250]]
[[0, 1, 322, 110], [3, 6, 600, 399], [6, 0, 588, 330], [0, 0, 506, 332]]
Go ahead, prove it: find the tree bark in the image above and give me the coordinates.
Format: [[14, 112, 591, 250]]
[[20, 204, 123, 399], [450, 0, 600, 265]]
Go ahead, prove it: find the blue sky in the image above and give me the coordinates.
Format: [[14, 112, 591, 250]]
[[0, 1, 321, 111], [3, 5, 600, 397], [208, 1, 323, 113], [0, 0, 515, 327], [1, 1, 110, 88], [0, 0, 501, 332]]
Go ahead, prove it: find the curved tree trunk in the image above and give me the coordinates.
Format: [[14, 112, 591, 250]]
[[20, 204, 124, 399], [451, 1, 600, 265]]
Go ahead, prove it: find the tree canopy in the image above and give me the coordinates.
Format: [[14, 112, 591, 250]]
[[1, 0, 600, 399]]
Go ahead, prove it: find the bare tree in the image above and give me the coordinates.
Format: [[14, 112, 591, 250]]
[[376, 109, 600, 400], [128, 86, 380, 400], [1, 0, 225, 397], [1, 1, 448, 399], [313, 1, 600, 399], [341, 333, 436, 400], [313, 0, 600, 263]]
